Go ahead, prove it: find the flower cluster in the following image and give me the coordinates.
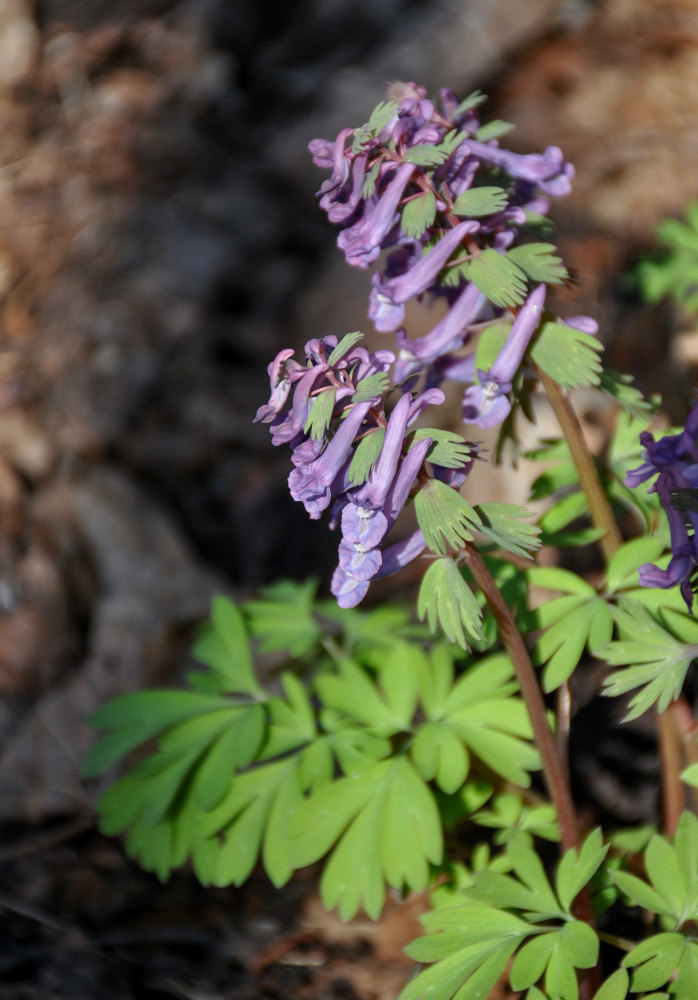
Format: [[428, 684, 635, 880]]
[[256, 83, 598, 608], [255, 332, 475, 607], [626, 403, 698, 610], [309, 82, 584, 427]]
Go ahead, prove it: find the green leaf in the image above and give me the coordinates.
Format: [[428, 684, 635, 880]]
[[452, 186, 508, 218], [304, 387, 336, 440], [545, 937, 579, 1000], [599, 369, 656, 423], [555, 829, 608, 914], [533, 596, 612, 692], [418, 557, 485, 651], [347, 429, 386, 485], [83, 689, 233, 777], [403, 144, 449, 166], [681, 762, 698, 787], [475, 119, 515, 142], [402, 191, 437, 238], [454, 90, 487, 116], [415, 479, 481, 555], [475, 502, 541, 558], [412, 723, 470, 794], [508, 243, 568, 284], [600, 600, 698, 720], [527, 566, 597, 597], [510, 932, 557, 991], [529, 319, 603, 388], [193, 596, 261, 694], [469, 249, 528, 308], [316, 656, 405, 737], [291, 757, 442, 919], [402, 905, 529, 1000], [591, 969, 629, 1000], [612, 870, 671, 915], [473, 792, 559, 845], [605, 536, 665, 593], [352, 372, 390, 401], [244, 579, 322, 657], [362, 159, 381, 198], [368, 99, 399, 134], [410, 427, 473, 469], [622, 933, 685, 992], [327, 331, 364, 366]]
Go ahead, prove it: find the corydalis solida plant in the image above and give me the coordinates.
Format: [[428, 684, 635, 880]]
[[255, 83, 596, 609], [85, 84, 698, 1000]]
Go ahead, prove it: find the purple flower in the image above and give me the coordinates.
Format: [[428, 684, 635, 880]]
[[331, 435, 433, 607], [464, 142, 574, 197], [271, 364, 328, 446], [369, 221, 480, 332], [337, 162, 417, 268], [462, 284, 546, 428], [396, 281, 484, 362], [288, 400, 372, 518], [375, 529, 427, 579], [254, 348, 305, 424], [626, 403, 698, 610]]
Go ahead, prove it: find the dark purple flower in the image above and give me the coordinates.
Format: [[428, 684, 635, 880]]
[[626, 403, 698, 610]]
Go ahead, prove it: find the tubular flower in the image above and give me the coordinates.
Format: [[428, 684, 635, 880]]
[[626, 403, 698, 610], [461, 284, 546, 428]]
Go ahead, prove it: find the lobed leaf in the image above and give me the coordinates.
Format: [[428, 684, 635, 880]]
[[415, 478, 481, 555], [410, 427, 474, 469], [475, 119, 515, 142], [529, 319, 603, 388], [469, 248, 528, 308], [475, 501, 541, 559], [305, 387, 336, 440], [418, 557, 485, 651], [244, 579, 322, 657], [452, 186, 508, 218], [402, 191, 437, 238], [347, 428, 386, 485], [508, 243, 568, 285]]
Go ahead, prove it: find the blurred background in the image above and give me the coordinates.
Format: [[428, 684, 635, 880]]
[[2, 0, 698, 996]]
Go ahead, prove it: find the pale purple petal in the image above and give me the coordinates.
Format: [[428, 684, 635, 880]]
[[341, 504, 390, 548], [331, 566, 371, 608], [337, 538, 383, 581], [396, 281, 483, 361], [288, 400, 372, 517], [353, 393, 412, 508], [407, 389, 445, 426], [337, 162, 417, 268], [465, 142, 575, 197], [271, 364, 328, 445], [375, 529, 427, 579], [369, 221, 480, 332], [462, 382, 512, 428], [489, 284, 546, 383]]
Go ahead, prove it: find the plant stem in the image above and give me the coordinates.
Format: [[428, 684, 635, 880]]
[[535, 367, 622, 562], [465, 542, 581, 853], [659, 707, 684, 836]]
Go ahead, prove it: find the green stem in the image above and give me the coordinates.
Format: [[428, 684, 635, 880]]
[[536, 367, 622, 562], [465, 542, 581, 853]]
